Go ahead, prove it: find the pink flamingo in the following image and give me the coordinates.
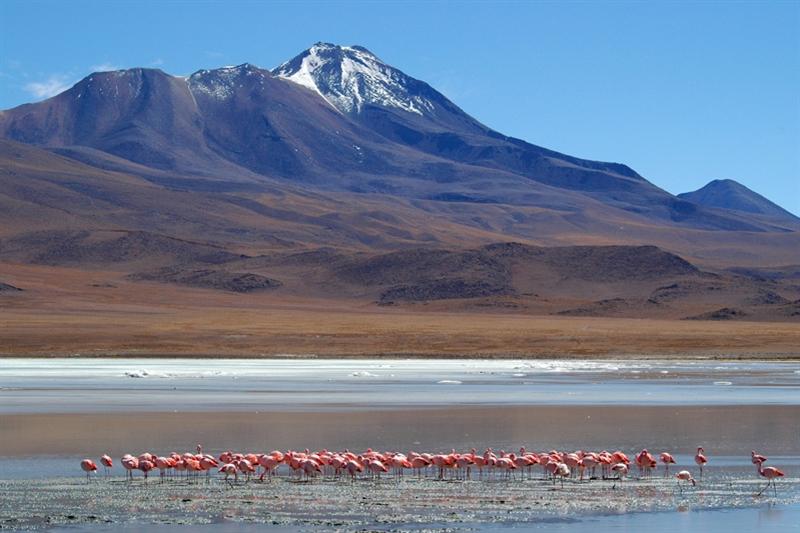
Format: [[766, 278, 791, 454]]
[[694, 447, 708, 478], [409, 456, 431, 478], [300, 458, 323, 480], [258, 455, 282, 481], [431, 454, 453, 480], [345, 459, 363, 481], [757, 463, 785, 496], [219, 463, 237, 486], [80, 459, 97, 481], [581, 454, 599, 480], [659, 452, 676, 477], [100, 454, 113, 476], [610, 462, 628, 489], [553, 463, 570, 487], [155, 456, 173, 483], [199, 456, 219, 482], [121, 454, 138, 480], [366, 458, 388, 479], [138, 459, 154, 482], [496, 457, 517, 480], [236, 459, 256, 482], [676, 470, 696, 492]]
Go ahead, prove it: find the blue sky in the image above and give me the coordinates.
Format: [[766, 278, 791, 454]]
[[1, 0, 798, 214]]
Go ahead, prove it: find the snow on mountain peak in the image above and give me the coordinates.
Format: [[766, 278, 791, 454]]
[[273, 42, 435, 115], [187, 63, 266, 100]]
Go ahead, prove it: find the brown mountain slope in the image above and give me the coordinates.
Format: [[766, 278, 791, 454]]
[[3, 139, 799, 270], [0, 140, 798, 324]]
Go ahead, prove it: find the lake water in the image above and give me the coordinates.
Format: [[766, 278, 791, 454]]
[[0, 357, 798, 532]]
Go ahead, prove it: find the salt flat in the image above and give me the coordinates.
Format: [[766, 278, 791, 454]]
[[1, 358, 799, 414]]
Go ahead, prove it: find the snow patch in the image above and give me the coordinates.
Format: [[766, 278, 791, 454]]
[[274, 43, 435, 115]]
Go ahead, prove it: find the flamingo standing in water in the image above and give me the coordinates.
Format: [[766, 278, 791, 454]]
[[121, 455, 138, 480], [676, 470, 696, 492], [694, 447, 708, 478], [138, 459, 154, 482], [80, 459, 97, 481], [553, 463, 570, 488], [219, 463, 238, 486], [757, 463, 785, 496], [100, 454, 113, 477], [659, 452, 676, 477], [610, 463, 628, 489]]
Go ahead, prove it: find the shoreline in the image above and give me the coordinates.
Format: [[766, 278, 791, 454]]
[[3, 294, 800, 359], [3, 352, 800, 360], [1, 470, 797, 532]]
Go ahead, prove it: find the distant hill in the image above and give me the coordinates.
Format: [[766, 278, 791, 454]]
[[679, 179, 798, 223]]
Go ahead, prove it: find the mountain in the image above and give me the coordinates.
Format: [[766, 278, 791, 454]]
[[0, 42, 799, 299], [3, 44, 794, 236], [678, 179, 799, 222], [273, 44, 687, 218]]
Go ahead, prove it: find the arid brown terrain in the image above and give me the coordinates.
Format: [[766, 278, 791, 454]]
[[1, 260, 799, 358]]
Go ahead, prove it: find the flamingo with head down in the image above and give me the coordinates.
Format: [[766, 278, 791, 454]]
[[80, 459, 97, 481], [100, 454, 113, 476], [676, 470, 696, 492]]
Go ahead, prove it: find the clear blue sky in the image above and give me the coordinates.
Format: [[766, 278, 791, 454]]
[[1, 0, 798, 214]]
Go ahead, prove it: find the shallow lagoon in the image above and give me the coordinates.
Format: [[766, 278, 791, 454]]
[[1, 357, 798, 531]]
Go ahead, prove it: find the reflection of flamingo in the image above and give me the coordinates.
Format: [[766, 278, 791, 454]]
[[100, 454, 113, 476], [676, 470, 696, 492], [694, 447, 708, 478], [80, 459, 97, 481], [757, 463, 784, 496], [660, 452, 676, 477]]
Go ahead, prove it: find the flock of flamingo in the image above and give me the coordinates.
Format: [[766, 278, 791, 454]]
[[79, 445, 785, 495]]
